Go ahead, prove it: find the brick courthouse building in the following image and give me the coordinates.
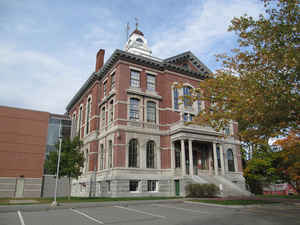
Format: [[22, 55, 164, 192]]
[[67, 28, 249, 197]]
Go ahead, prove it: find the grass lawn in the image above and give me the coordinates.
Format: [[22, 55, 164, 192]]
[[190, 199, 280, 205], [0, 196, 181, 205], [256, 194, 300, 199]]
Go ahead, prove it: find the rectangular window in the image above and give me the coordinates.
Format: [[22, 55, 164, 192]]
[[147, 74, 155, 91], [106, 180, 111, 192], [147, 180, 157, 192], [78, 106, 83, 137], [183, 113, 189, 122], [101, 107, 106, 128], [130, 70, 140, 88], [173, 88, 179, 110], [111, 73, 115, 89], [129, 98, 140, 120], [86, 98, 91, 135], [103, 81, 107, 96], [146, 101, 156, 123], [129, 180, 139, 192], [183, 86, 192, 107], [100, 144, 104, 170]]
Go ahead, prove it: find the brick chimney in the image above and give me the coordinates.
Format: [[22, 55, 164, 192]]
[[95, 49, 105, 72]]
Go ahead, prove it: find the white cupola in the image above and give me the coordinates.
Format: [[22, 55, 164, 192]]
[[124, 28, 152, 57]]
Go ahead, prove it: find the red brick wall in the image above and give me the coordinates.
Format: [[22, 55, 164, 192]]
[[0, 106, 49, 178]]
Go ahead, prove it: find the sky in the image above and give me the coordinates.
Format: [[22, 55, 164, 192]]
[[0, 0, 264, 114]]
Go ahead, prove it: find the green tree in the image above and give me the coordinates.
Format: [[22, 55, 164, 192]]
[[44, 136, 84, 200], [192, 0, 299, 145]]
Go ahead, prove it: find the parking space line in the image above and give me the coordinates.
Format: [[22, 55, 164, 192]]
[[70, 208, 104, 224], [114, 206, 166, 219], [152, 204, 209, 214], [17, 210, 26, 225]]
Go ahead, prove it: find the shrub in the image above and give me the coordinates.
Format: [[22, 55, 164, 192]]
[[186, 183, 219, 197]]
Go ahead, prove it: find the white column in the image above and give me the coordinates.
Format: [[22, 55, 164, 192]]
[[171, 141, 175, 169], [208, 146, 212, 175], [181, 139, 186, 175], [220, 144, 225, 175], [213, 142, 218, 176], [188, 139, 193, 176]]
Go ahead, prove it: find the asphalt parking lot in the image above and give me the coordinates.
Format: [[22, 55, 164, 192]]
[[0, 202, 299, 225]]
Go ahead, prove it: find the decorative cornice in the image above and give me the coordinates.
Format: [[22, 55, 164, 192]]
[[66, 49, 210, 112]]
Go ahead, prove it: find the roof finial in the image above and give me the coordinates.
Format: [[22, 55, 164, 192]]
[[135, 17, 138, 30]]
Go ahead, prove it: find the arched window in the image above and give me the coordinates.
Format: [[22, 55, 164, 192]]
[[146, 141, 155, 168], [129, 98, 140, 120], [128, 139, 138, 168], [108, 140, 113, 168], [183, 86, 192, 107], [109, 100, 114, 123], [227, 149, 235, 172], [216, 144, 221, 169], [147, 101, 156, 123]]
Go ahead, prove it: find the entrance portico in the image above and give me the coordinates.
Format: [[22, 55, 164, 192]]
[[171, 139, 226, 177]]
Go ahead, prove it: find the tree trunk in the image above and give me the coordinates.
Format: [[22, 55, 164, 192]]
[[68, 176, 71, 200]]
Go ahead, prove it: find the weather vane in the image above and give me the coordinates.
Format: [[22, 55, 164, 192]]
[[135, 17, 138, 30]]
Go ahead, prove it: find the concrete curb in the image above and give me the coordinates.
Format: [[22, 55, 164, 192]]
[[0, 199, 184, 213], [184, 201, 266, 209]]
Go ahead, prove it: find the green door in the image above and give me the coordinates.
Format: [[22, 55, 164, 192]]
[[175, 180, 180, 196]]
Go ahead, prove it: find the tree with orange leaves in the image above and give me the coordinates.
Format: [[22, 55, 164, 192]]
[[274, 132, 300, 193]]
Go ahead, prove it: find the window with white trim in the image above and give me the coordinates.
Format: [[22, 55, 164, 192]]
[[227, 149, 235, 172], [99, 144, 104, 170], [78, 106, 83, 138], [130, 70, 140, 88], [173, 87, 179, 110], [86, 98, 91, 135], [111, 73, 115, 89], [147, 180, 157, 192], [109, 100, 114, 123], [146, 101, 156, 123], [101, 107, 106, 128], [183, 86, 192, 107], [128, 139, 138, 168], [129, 98, 140, 120], [147, 74, 155, 91], [108, 140, 112, 168], [129, 180, 139, 192], [103, 81, 107, 96], [146, 141, 155, 168]]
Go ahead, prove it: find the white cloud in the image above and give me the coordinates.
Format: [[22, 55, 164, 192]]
[[151, 0, 263, 61], [0, 44, 85, 114]]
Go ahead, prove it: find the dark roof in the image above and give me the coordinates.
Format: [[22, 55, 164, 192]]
[[66, 49, 210, 112], [164, 51, 212, 75]]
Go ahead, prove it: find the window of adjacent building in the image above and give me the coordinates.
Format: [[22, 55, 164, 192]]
[[109, 100, 114, 123], [224, 125, 230, 136], [129, 98, 140, 120], [111, 73, 115, 89], [147, 74, 155, 91], [147, 180, 157, 192], [227, 149, 235, 172], [175, 144, 181, 168], [146, 141, 155, 168], [129, 180, 139, 192], [99, 144, 104, 170], [108, 140, 112, 168], [173, 87, 179, 110], [216, 144, 221, 169], [130, 70, 140, 88], [128, 139, 138, 168], [146, 101, 156, 123], [183, 113, 194, 122], [86, 98, 91, 135], [106, 180, 111, 192], [103, 81, 107, 96], [101, 107, 105, 128], [183, 86, 192, 107]]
